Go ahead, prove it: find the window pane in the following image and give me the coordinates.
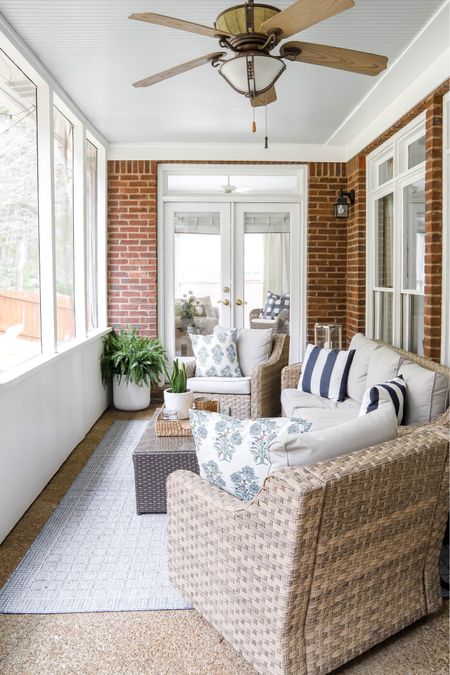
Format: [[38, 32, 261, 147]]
[[54, 107, 75, 344], [0, 50, 41, 372], [374, 291, 393, 343], [378, 157, 393, 185], [230, 175, 298, 194], [403, 178, 425, 292], [167, 175, 227, 193], [402, 294, 424, 355], [375, 193, 393, 288], [244, 212, 290, 333], [408, 135, 425, 169], [86, 140, 98, 331], [173, 212, 221, 357]]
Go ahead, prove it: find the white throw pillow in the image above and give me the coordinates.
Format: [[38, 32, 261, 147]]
[[190, 333, 241, 378], [359, 376, 406, 424], [398, 360, 449, 424], [298, 344, 355, 402], [347, 334, 382, 403], [190, 410, 312, 500], [269, 406, 398, 472], [214, 326, 272, 377]]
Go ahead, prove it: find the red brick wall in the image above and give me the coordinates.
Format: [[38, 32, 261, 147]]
[[345, 79, 449, 358], [107, 160, 158, 336], [307, 162, 347, 342], [107, 160, 349, 342]]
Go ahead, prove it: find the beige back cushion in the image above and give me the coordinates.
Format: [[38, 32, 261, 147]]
[[366, 345, 402, 389], [398, 360, 449, 424], [347, 333, 382, 402], [214, 326, 272, 377]]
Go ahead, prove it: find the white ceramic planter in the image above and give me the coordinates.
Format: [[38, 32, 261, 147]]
[[164, 389, 194, 420], [113, 376, 151, 411]]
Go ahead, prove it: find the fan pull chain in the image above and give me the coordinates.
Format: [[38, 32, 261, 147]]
[[251, 106, 256, 133], [264, 105, 269, 149]]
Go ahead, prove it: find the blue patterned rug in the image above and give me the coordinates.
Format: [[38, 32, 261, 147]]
[[0, 420, 191, 614]]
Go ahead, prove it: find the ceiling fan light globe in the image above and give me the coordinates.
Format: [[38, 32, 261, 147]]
[[219, 53, 285, 97]]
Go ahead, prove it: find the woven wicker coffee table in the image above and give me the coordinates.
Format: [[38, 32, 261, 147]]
[[132, 420, 199, 514]]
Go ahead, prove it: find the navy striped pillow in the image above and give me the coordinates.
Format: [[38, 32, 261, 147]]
[[298, 344, 355, 402], [359, 376, 406, 424]]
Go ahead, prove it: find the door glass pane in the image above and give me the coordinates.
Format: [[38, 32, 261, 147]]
[[402, 294, 424, 356], [408, 135, 425, 168], [54, 106, 75, 344], [174, 212, 221, 356], [86, 140, 98, 331], [244, 212, 290, 333], [378, 157, 393, 185], [375, 193, 393, 288], [0, 50, 41, 372], [403, 178, 425, 292], [375, 291, 393, 343]]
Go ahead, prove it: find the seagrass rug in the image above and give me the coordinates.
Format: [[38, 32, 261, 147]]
[[0, 420, 191, 614]]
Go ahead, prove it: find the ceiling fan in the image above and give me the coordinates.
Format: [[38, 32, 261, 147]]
[[129, 0, 388, 108]]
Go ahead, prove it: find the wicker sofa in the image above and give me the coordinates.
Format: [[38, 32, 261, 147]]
[[167, 341, 449, 675], [186, 333, 289, 419]]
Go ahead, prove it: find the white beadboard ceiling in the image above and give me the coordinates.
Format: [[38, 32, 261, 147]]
[[0, 0, 446, 144]]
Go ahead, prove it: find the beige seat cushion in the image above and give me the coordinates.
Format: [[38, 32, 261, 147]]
[[347, 333, 382, 403], [290, 405, 360, 431], [187, 376, 251, 396], [281, 389, 338, 417]]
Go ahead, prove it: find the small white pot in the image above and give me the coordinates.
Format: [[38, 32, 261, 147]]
[[113, 375, 151, 411], [164, 389, 194, 420]]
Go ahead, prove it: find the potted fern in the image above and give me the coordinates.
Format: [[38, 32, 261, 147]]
[[164, 359, 194, 419], [100, 328, 168, 411]]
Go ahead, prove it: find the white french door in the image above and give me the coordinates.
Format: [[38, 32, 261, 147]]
[[162, 201, 304, 363]]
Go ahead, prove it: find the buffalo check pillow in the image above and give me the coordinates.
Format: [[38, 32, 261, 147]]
[[359, 375, 406, 424], [298, 344, 355, 402], [260, 291, 290, 320]]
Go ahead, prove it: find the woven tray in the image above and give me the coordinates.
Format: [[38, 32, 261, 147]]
[[193, 398, 221, 413], [155, 406, 192, 437]]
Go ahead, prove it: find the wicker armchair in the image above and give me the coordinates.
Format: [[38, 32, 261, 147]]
[[188, 334, 289, 419], [249, 307, 290, 335], [168, 412, 449, 675]]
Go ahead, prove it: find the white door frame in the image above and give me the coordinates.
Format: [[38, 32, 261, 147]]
[[158, 163, 308, 364]]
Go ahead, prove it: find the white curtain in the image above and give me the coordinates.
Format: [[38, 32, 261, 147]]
[[263, 233, 290, 297]]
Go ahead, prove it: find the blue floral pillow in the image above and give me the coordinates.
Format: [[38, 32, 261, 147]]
[[189, 410, 312, 501], [190, 332, 242, 378]]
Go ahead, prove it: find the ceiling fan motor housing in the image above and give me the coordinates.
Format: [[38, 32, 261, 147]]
[[215, 3, 281, 40]]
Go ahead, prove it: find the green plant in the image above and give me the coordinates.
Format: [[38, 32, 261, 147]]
[[100, 328, 168, 387], [168, 359, 188, 393]]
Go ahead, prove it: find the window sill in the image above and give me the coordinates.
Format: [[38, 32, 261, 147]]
[[0, 327, 111, 390]]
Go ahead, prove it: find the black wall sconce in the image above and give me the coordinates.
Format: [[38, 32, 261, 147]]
[[334, 188, 355, 218]]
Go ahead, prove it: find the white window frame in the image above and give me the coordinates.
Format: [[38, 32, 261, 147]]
[[442, 92, 450, 366], [0, 17, 108, 384], [157, 163, 308, 363], [366, 113, 426, 349]]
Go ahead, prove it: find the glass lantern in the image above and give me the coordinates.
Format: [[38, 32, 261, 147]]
[[314, 323, 343, 350]]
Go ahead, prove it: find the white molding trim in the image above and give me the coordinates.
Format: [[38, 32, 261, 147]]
[[327, 0, 450, 152], [108, 142, 347, 162], [442, 92, 450, 366]]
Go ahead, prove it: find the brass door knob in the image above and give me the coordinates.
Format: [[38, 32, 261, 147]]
[[218, 299, 230, 306], [235, 298, 247, 306], [223, 286, 230, 293]]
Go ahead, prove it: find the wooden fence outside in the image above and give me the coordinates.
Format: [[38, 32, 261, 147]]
[[0, 290, 75, 343]]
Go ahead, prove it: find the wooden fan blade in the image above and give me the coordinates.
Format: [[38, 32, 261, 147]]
[[280, 41, 388, 75], [129, 13, 231, 38], [261, 0, 354, 39], [133, 52, 226, 88], [251, 87, 277, 107]]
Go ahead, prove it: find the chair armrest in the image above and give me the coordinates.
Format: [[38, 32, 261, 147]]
[[250, 335, 289, 418], [281, 362, 302, 389], [249, 307, 262, 321]]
